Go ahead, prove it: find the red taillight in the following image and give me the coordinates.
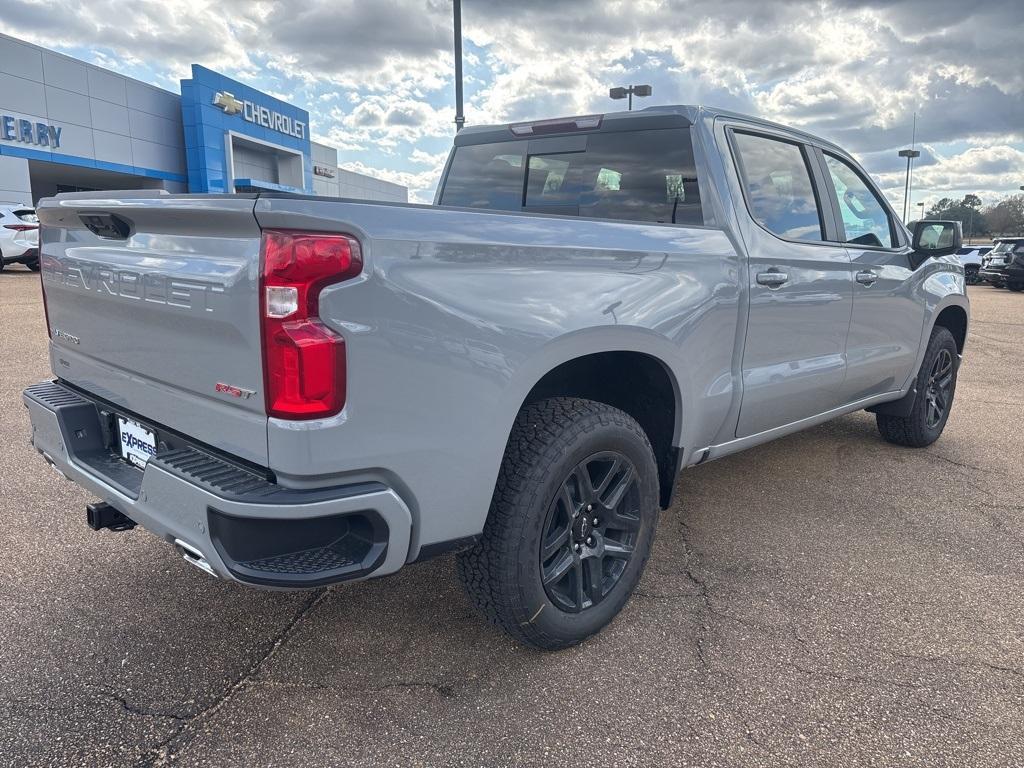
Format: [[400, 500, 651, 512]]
[[3, 224, 38, 231], [260, 230, 362, 420]]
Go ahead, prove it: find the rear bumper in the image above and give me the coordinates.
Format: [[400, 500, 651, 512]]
[[2, 245, 37, 263], [23, 381, 413, 588], [978, 268, 1006, 283]]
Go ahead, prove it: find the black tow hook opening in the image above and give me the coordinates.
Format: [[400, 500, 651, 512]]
[[86, 502, 136, 532]]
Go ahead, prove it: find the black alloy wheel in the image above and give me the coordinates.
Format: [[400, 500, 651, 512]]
[[876, 326, 958, 448], [923, 348, 954, 429], [540, 452, 640, 613], [456, 397, 659, 649]]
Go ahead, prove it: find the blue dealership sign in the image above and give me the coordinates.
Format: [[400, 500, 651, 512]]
[[180, 65, 312, 194]]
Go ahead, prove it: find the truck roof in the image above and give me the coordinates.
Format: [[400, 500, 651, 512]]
[[454, 104, 847, 155]]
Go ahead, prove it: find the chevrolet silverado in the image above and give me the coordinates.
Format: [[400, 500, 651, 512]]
[[24, 106, 968, 649]]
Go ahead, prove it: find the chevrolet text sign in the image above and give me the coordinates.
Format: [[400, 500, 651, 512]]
[[213, 91, 306, 140]]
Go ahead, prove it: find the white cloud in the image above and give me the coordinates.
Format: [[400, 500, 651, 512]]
[[1, 0, 1020, 202]]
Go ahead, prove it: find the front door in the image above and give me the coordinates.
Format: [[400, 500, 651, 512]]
[[729, 130, 855, 438], [816, 150, 927, 400]]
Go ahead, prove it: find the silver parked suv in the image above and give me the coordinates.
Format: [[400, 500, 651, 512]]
[[25, 106, 968, 648]]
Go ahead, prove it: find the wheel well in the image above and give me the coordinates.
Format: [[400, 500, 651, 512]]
[[934, 305, 967, 353], [524, 352, 679, 509]]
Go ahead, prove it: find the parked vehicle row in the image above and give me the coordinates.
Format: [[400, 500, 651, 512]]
[[978, 238, 1024, 291], [0, 203, 39, 272]]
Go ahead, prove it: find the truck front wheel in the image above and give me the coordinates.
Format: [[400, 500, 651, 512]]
[[876, 326, 959, 448], [457, 397, 659, 650]]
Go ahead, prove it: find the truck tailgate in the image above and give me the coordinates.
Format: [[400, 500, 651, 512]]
[[36, 194, 269, 466]]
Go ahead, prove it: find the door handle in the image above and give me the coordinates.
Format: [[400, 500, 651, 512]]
[[756, 270, 789, 288], [856, 270, 878, 286]]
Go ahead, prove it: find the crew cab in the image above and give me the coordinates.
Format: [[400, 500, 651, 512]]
[[24, 106, 968, 649]]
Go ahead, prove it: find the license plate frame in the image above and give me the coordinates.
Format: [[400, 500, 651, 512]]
[[117, 416, 157, 469]]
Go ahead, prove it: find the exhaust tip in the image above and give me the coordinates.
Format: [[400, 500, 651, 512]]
[[174, 539, 218, 579]]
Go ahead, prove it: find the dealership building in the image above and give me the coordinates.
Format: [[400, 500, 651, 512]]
[[0, 32, 407, 205]]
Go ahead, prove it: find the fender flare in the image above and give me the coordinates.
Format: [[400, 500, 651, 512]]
[[498, 326, 689, 449]]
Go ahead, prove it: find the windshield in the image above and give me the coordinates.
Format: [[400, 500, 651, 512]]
[[990, 242, 1017, 254]]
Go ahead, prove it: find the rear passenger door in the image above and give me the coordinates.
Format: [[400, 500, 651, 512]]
[[814, 150, 927, 400], [727, 128, 855, 438]]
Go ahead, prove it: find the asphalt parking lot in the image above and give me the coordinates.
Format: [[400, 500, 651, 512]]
[[1, 264, 1022, 768]]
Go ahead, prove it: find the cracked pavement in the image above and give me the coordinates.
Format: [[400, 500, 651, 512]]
[[1, 267, 1023, 767]]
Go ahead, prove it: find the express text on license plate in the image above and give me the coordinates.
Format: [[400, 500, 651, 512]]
[[118, 417, 156, 468]]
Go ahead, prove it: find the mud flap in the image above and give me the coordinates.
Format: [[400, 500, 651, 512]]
[[867, 383, 918, 418]]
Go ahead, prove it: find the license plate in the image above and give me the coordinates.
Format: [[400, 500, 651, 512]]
[[117, 417, 156, 468]]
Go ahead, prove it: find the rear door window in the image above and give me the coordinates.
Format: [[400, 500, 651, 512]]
[[439, 128, 703, 225], [732, 132, 824, 242]]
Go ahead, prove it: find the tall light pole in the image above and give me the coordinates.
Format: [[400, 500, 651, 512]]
[[898, 148, 920, 223], [453, 0, 465, 132], [609, 84, 652, 111], [898, 112, 920, 224]]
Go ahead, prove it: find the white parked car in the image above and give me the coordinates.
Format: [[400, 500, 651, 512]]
[[955, 245, 993, 285], [0, 203, 39, 272]]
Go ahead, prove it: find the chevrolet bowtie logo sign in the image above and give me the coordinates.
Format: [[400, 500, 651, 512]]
[[212, 91, 243, 115]]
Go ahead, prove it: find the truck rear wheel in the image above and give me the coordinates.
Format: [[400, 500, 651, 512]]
[[876, 326, 958, 448], [457, 397, 659, 650]]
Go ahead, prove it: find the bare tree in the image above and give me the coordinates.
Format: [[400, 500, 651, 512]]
[[983, 194, 1024, 237]]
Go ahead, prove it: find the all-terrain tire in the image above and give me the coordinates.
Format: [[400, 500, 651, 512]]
[[876, 326, 959, 448], [456, 397, 659, 650]]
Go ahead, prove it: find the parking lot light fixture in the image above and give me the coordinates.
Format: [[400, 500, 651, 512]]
[[898, 148, 921, 223], [609, 84, 652, 111]]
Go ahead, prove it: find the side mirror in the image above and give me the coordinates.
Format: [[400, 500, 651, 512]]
[[911, 220, 962, 258]]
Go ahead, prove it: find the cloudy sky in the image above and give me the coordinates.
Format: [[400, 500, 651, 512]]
[[2, 0, 1022, 208]]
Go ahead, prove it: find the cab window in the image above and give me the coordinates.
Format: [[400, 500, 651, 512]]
[[823, 154, 894, 248], [439, 129, 703, 225], [732, 132, 824, 242]]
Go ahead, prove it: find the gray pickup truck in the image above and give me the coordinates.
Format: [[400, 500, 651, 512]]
[[25, 106, 968, 649]]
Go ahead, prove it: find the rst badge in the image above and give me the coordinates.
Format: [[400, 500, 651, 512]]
[[215, 382, 256, 400]]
